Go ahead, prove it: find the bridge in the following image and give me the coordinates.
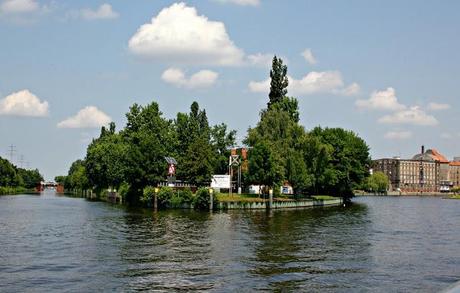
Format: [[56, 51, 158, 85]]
[[38, 181, 64, 193]]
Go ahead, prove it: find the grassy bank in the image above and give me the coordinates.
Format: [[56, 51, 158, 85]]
[[0, 186, 29, 195], [216, 193, 339, 203], [449, 194, 460, 200]]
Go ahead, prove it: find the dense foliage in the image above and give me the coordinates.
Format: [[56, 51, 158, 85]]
[[363, 171, 389, 194], [245, 56, 371, 200], [60, 101, 236, 205], [59, 55, 372, 204], [0, 156, 43, 193]]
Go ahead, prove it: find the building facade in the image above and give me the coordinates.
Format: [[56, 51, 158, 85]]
[[374, 148, 460, 192], [373, 158, 439, 192], [449, 162, 460, 187]]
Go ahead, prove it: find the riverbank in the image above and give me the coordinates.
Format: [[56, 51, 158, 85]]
[[0, 187, 38, 196]]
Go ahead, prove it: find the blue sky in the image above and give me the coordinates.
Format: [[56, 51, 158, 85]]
[[1, 0, 459, 180]]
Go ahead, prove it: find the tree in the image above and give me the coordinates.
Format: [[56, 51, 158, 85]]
[[248, 141, 284, 193], [85, 125, 129, 191], [285, 149, 312, 196], [122, 102, 175, 204], [17, 168, 43, 189], [309, 127, 371, 199], [210, 123, 236, 174], [365, 171, 389, 194], [268, 56, 289, 108]]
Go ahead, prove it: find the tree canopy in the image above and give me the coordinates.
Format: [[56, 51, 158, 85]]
[[245, 56, 370, 199]]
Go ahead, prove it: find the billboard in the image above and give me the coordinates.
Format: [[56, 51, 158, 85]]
[[211, 175, 231, 189]]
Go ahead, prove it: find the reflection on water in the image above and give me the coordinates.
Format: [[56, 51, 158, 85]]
[[0, 193, 459, 292]]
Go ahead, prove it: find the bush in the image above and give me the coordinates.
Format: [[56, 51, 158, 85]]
[[141, 186, 156, 206], [157, 187, 174, 208], [118, 182, 130, 201], [178, 188, 194, 204], [193, 187, 217, 210], [170, 189, 194, 208]]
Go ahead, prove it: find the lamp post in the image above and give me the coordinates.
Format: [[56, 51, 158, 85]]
[[209, 188, 214, 211], [269, 188, 273, 210], [154, 187, 159, 211]]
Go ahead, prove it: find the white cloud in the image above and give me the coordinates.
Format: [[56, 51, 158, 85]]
[[384, 131, 412, 140], [247, 53, 273, 67], [248, 78, 270, 93], [248, 71, 359, 96], [57, 106, 111, 129], [128, 2, 245, 66], [0, 0, 38, 14], [161, 68, 218, 89], [0, 89, 48, 117], [427, 102, 450, 111], [341, 83, 361, 96], [356, 87, 406, 111], [81, 3, 118, 20], [213, 0, 260, 6], [289, 71, 345, 95], [301, 48, 316, 65], [378, 106, 438, 126]]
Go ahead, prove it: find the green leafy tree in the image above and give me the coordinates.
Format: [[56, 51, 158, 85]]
[[365, 171, 389, 194], [268, 56, 289, 108], [122, 102, 175, 204], [210, 123, 236, 174], [17, 168, 43, 189], [248, 141, 284, 193], [310, 127, 371, 199], [85, 123, 129, 191]]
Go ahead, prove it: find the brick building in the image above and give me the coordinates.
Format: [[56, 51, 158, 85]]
[[373, 147, 456, 192]]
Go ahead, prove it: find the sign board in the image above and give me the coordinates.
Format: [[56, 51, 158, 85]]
[[168, 164, 176, 176], [211, 175, 231, 189]]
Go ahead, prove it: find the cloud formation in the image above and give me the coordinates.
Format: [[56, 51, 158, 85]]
[[161, 68, 218, 89], [80, 3, 118, 20], [57, 106, 111, 129], [356, 87, 405, 111], [427, 102, 450, 111], [0, 0, 38, 14], [213, 0, 260, 6], [378, 106, 438, 126], [384, 131, 412, 140], [248, 71, 359, 96], [301, 48, 316, 65], [0, 89, 48, 117], [128, 2, 245, 66]]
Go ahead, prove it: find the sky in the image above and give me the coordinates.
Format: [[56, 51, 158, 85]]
[[1, 0, 460, 180]]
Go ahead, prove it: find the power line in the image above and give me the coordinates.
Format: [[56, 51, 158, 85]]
[[19, 154, 25, 168], [7, 145, 16, 163]]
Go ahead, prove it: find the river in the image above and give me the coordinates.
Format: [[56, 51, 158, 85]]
[[0, 191, 459, 292]]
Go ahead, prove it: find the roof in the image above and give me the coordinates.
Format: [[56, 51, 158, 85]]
[[412, 148, 449, 163], [450, 161, 460, 167], [429, 149, 449, 163]]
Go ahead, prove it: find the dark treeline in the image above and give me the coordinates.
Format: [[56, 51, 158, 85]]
[[60, 56, 371, 205], [0, 156, 44, 195]]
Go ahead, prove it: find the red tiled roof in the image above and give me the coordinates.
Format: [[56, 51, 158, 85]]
[[450, 161, 460, 166], [430, 149, 449, 163]]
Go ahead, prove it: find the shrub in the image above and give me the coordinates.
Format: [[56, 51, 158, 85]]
[[118, 182, 130, 201], [157, 187, 174, 208], [170, 189, 194, 208], [178, 188, 194, 204], [193, 187, 217, 210], [141, 186, 155, 206]]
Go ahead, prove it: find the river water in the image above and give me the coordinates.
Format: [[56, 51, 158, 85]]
[[0, 191, 459, 292]]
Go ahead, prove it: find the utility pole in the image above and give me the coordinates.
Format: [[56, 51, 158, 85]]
[[7, 145, 16, 163], [19, 155, 25, 168]]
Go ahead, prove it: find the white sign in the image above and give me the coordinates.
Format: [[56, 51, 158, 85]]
[[211, 175, 231, 189]]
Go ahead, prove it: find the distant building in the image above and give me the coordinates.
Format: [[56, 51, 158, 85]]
[[373, 146, 456, 192], [449, 161, 460, 187]]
